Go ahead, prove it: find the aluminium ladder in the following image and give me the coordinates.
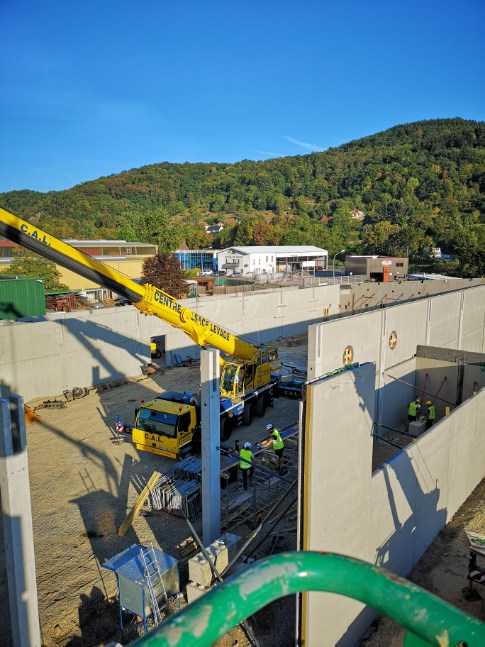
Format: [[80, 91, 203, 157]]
[[140, 544, 170, 627]]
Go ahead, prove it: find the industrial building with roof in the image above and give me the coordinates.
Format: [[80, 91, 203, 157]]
[[0, 237, 157, 300], [344, 255, 408, 282], [217, 245, 328, 276]]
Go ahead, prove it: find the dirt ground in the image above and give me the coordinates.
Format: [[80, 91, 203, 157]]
[[0, 335, 483, 647], [0, 337, 306, 647]]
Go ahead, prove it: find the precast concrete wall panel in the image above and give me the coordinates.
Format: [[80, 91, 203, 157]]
[[463, 368, 485, 401], [308, 311, 381, 379], [380, 358, 417, 429], [471, 390, 485, 486], [370, 459, 415, 576], [415, 358, 458, 422], [460, 330, 485, 353], [428, 293, 462, 348], [301, 363, 374, 647], [381, 301, 427, 369], [407, 428, 450, 563], [461, 286, 485, 345], [446, 400, 479, 519]]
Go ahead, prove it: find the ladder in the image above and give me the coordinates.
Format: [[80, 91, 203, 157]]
[[140, 544, 170, 627]]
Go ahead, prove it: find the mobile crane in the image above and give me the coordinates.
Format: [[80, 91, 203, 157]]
[[0, 207, 279, 456]]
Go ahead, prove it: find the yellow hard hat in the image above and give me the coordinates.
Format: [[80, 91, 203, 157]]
[[426, 400, 432, 405], [416, 398, 420, 403]]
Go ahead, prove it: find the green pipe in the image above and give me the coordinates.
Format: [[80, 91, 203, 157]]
[[134, 552, 485, 647]]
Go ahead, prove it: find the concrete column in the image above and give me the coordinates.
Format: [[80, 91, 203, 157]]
[[201, 349, 221, 545], [0, 395, 41, 647], [457, 291, 465, 350]]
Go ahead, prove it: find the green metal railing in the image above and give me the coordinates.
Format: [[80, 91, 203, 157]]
[[134, 552, 485, 646]]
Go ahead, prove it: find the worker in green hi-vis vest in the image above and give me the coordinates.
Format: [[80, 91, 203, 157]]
[[261, 423, 285, 471], [408, 398, 421, 423], [239, 442, 254, 491], [426, 400, 436, 429]]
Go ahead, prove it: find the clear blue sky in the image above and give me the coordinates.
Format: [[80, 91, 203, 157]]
[[1, 0, 484, 193]]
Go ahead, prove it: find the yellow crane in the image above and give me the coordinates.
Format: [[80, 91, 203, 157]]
[[0, 207, 279, 455]]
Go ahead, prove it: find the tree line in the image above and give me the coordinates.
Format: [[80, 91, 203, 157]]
[[1, 117, 483, 277]]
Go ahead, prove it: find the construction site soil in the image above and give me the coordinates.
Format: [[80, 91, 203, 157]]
[[0, 334, 483, 646]]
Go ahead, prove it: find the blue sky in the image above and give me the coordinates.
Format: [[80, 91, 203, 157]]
[[1, 0, 484, 193]]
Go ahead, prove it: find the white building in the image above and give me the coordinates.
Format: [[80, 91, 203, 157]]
[[217, 246, 328, 276]]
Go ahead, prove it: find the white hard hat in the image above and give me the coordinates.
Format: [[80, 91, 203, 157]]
[[243, 442, 251, 449], [266, 423, 273, 431]]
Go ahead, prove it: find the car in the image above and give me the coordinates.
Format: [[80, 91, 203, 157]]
[[91, 302, 105, 309], [115, 297, 131, 306]]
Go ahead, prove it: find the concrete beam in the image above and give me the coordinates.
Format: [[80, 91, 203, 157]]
[[201, 349, 221, 545], [0, 395, 41, 647]]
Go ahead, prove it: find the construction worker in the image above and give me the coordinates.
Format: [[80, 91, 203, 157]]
[[408, 398, 421, 423], [239, 442, 254, 491], [261, 423, 285, 471], [426, 400, 436, 429]]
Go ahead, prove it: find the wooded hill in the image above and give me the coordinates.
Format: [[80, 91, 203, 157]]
[[1, 118, 484, 276]]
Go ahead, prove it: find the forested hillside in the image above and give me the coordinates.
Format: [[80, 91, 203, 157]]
[[1, 118, 484, 275]]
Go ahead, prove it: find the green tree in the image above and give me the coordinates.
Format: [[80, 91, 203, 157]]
[[2, 247, 68, 291], [141, 253, 188, 298]]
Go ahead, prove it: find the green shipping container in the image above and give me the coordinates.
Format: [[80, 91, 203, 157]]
[[0, 277, 46, 320]]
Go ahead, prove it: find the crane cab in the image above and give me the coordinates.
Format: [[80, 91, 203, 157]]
[[132, 392, 199, 458], [220, 359, 272, 399]]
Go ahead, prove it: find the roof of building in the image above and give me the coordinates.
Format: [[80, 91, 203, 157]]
[[407, 273, 461, 281], [346, 255, 408, 260], [220, 246, 328, 255]]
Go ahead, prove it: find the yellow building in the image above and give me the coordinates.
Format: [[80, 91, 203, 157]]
[[0, 238, 157, 300]]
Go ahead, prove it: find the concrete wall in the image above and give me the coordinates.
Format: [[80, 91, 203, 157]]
[[309, 284, 485, 430], [300, 363, 375, 647], [301, 283, 485, 645], [2, 282, 483, 406], [301, 370, 485, 645], [339, 277, 485, 314], [0, 284, 341, 402]]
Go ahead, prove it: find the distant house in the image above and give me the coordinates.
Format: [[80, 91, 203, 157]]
[[351, 208, 365, 221], [205, 223, 224, 234]]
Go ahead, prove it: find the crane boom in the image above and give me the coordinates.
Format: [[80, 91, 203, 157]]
[[0, 207, 270, 361]]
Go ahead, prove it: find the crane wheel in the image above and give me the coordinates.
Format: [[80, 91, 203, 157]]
[[242, 402, 254, 426], [220, 417, 232, 441], [255, 396, 266, 417]]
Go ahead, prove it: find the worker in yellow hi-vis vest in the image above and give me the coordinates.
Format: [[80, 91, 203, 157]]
[[425, 400, 436, 429], [408, 398, 421, 423], [261, 423, 285, 471], [239, 442, 254, 491]]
